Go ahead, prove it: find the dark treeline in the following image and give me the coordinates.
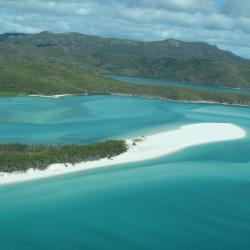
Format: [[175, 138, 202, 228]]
[[0, 140, 127, 173]]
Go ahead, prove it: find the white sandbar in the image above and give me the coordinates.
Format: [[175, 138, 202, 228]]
[[0, 123, 246, 185]]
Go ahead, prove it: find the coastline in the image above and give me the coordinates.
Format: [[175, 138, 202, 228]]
[[28, 93, 250, 108], [0, 123, 246, 185], [109, 93, 250, 108], [29, 94, 75, 99]]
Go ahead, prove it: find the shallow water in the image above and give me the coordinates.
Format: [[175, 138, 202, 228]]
[[0, 95, 250, 250], [106, 74, 250, 94]]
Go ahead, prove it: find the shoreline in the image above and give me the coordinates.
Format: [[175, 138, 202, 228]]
[[0, 123, 246, 185], [109, 93, 250, 108], [29, 94, 75, 99], [27, 93, 250, 108]]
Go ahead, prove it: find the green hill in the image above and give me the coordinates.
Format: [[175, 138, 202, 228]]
[[0, 31, 250, 88], [1, 31, 250, 106], [1, 59, 250, 106], [0, 60, 132, 95]]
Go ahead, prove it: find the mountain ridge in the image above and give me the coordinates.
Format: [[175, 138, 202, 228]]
[[0, 31, 250, 89]]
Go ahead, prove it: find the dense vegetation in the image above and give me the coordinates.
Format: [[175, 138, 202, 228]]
[[0, 60, 130, 95], [0, 32, 250, 105], [0, 59, 250, 105], [0, 31, 250, 88], [0, 140, 127, 173]]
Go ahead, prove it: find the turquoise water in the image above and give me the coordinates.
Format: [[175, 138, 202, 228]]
[[0, 95, 250, 250], [106, 74, 250, 94]]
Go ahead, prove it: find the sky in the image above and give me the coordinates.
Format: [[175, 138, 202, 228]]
[[1, 0, 250, 58]]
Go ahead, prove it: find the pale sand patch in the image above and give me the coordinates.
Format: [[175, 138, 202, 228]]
[[29, 94, 74, 98], [0, 123, 246, 185]]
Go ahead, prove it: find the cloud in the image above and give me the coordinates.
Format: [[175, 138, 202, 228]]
[[117, 0, 213, 13], [220, 0, 250, 18], [0, 0, 250, 58]]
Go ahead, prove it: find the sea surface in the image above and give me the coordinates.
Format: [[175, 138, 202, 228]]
[[0, 95, 250, 250], [106, 74, 250, 94]]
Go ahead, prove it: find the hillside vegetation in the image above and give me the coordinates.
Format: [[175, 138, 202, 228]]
[[1, 32, 250, 106], [1, 59, 250, 106], [0, 60, 131, 95], [0, 31, 250, 88]]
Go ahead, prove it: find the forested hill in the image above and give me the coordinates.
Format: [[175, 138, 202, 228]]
[[1, 31, 250, 89]]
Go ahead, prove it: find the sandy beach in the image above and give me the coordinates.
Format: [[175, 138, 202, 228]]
[[29, 94, 74, 98], [0, 123, 246, 185]]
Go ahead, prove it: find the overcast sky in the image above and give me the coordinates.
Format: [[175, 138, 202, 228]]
[[1, 0, 250, 58]]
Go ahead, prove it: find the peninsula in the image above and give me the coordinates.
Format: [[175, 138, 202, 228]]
[[0, 123, 246, 185]]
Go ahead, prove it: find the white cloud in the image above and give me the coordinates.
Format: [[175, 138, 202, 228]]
[[0, 0, 92, 16], [0, 0, 250, 58], [120, 0, 213, 13]]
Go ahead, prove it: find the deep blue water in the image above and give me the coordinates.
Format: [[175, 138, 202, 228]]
[[106, 74, 250, 94], [0, 95, 250, 250]]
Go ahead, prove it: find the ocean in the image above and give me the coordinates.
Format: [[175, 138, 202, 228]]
[[0, 95, 250, 250]]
